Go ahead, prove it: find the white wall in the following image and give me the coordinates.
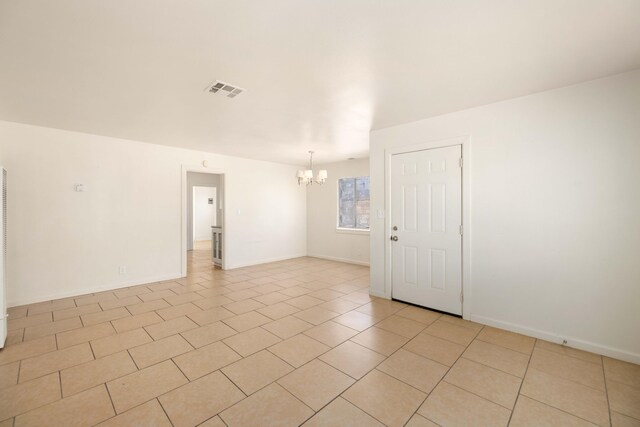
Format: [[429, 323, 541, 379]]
[[0, 121, 307, 306], [193, 186, 216, 241], [370, 70, 640, 363], [307, 158, 370, 266], [186, 172, 221, 249]]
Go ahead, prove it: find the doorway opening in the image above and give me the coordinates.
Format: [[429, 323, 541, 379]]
[[192, 186, 217, 251], [183, 170, 225, 276]]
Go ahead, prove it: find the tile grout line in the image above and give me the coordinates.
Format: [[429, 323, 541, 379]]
[[515, 342, 611, 427], [153, 387, 177, 427], [534, 341, 604, 366], [217, 311, 383, 420], [15, 359, 22, 386], [528, 343, 615, 393], [600, 355, 612, 427], [457, 354, 525, 379], [102, 382, 119, 421], [57, 370, 62, 402], [505, 338, 536, 426], [316, 313, 436, 425], [218, 369, 248, 400], [126, 348, 140, 371], [168, 357, 191, 383], [8, 284, 384, 424], [521, 393, 612, 426], [7, 256, 629, 427], [399, 321, 482, 426]]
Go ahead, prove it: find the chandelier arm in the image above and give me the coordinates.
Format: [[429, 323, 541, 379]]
[[298, 150, 325, 186]]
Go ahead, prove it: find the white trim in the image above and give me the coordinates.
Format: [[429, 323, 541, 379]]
[[335, 228, 370, 236], [7, 273, 182, 307], [225, 254, 308, 270], [383, 135, 472, 318], [181, 165, 227, 275], [307, 254, 370, 267], [369, 289, 387, 298], [469, 314, 640, 365]]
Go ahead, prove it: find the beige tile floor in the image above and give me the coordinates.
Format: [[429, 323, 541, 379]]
[[1, 249, 639, 426]]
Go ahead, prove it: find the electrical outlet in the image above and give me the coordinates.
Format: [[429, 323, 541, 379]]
[[119, 266, 127, 275]]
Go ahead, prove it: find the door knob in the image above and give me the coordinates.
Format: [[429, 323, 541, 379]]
[[391, 236, 398, 241]]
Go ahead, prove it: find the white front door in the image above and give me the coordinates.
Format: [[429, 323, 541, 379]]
[[390, 145, 462, 315]]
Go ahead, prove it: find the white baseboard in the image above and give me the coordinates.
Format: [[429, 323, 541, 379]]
[[307, 253, 370, 267], [344, 293, 640, 365], [8, 273, 183, 307], [469, 314, 640, 365], [8, 253, 307, 306], [226, 254, 308, 270]]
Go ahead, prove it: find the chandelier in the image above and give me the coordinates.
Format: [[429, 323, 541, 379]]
[[297, 151, 327, 185]]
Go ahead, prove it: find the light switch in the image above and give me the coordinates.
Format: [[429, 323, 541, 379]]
[[75, 184, 85, 192]]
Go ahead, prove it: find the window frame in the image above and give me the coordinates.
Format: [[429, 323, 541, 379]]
[[336, 176, 371, 233]]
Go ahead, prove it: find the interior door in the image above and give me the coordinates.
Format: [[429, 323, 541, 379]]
[[390, 145, 462, 315]]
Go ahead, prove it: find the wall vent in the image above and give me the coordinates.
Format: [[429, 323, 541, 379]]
[[204, 80, 245, 98]]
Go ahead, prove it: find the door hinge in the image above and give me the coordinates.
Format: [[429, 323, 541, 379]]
[[459, 225, 463, 235], [460, 293, 464, 303], [459, 157, 463, 168]]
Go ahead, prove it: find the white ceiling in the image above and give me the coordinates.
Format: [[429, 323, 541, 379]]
[[1, 1, 639, 165]]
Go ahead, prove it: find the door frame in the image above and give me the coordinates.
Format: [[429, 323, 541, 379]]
[[181, 165, 227, 276], [383, 136, 471, 318]]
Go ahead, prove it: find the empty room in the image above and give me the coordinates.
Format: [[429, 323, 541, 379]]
[[0, 1, 639, 426]]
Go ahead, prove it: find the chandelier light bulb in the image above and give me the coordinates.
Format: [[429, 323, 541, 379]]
[[296, 151, 327, 186]]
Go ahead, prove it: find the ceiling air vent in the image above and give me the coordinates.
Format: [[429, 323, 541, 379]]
[[205, 80, 245, 98]]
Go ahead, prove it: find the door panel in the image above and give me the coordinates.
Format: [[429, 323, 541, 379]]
[[391, 145, 462, 315], [403, 246, 419, 285], [430, 183, 446, 232], [430, 249, 446, 290], [404, 185, 418, 231]]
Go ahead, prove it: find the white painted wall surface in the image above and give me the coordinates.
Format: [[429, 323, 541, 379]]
[[307, 158, 370, 266], [186, 172, 221, 250], [193, 186, 216, 241], [0, 168, 6, 347], [370, 70, 640, 363], [0, 121, 307, 306]]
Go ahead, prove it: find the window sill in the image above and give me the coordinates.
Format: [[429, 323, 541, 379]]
[[336, 228, 370, 235]]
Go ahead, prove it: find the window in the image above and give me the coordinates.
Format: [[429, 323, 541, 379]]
[[338, 176, 370, 230]]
